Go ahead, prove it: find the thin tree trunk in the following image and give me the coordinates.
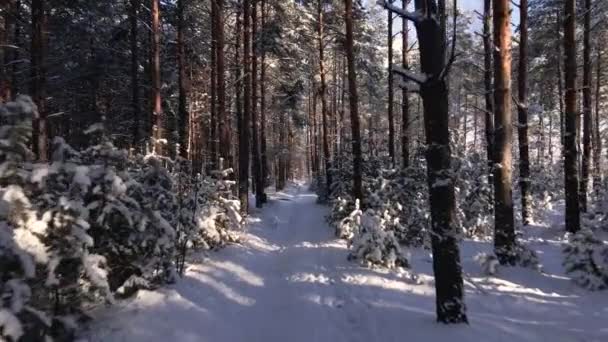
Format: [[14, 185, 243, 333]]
[[563, 0, 581, 233], [493, 0, 516, 264], [593, 48, 602, 198], [517, 0, 531, 225], [130, 0, 142, 148], [239, 0, 251, 213], [401, 0, 410, 168], [217, 0, 230, 169], [31, 0, 47, 161], [260, 0, 268, 189], [483, 0, 494, 169], [151, 0, 164, 155], [387, 9, 395, 166], [580, 0, 591, 212], [557, 11, 565, 158], [318, 0, 332, 198], [177, 0, 188, 158]]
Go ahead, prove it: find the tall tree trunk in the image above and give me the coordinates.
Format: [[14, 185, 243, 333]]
[[563, 0, 580, 233], [517, 0, 531, 225], [483, 0, 494, 169], [251, 0, 264, 207], [580, 0, 591, 212], [217, 0, 230, 169], [151, 0, 163, 155], [10, 0, 19, 98], [593, 48, 602, 197], [493, 0, 516, 264], [130, 0, 142, 148], [318, 0, 332, 198], [344, 0, 363, 203], [557, 11, 565, 159], [239, 0, 251, 213], [31, 0, 47, 161], [260, 0, 268, 188], [401, 0, 410, 168], [1, 0, 12, 101], [387, 9, 395, 166], [177, 0, 188, 158], [385, 0, 468, 324]]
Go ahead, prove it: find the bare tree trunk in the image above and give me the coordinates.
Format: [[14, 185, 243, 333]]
[[483, 0, 494, 169], [260, 0, 268, 188], [593, 48, 602, 197], [239, 0, 251, 213], [387, 9, 395, 166], [151, 0, 164, 155], [557, 11, 565, 158], [177, 0, 189, 158], [318, 0, 332, 198], [31, 0, 47, 161], [344, 0, 363, 202], [130, 0, 142, 148], [563, 0, 581, 233], [493, 0, 516, 264], [517, 0, 531, 225], [401, 0, 410, 168], [217, 0, 230, 169], [385, 0, 468, 324], [580, 0, 591, 212], [250, 0, 265, 206], [0, 1, 12, 101]]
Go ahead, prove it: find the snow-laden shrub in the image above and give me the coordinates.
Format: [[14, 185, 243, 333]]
[[335, 198, 362, 240], [348, 207, 410, 269], [454, 152, 493, 239], [563, 229, 608, 290], [474, 252, 500, 275]]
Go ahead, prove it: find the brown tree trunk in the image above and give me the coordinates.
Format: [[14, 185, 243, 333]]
[[387, 9, 395, 166], [239, 0, 251, 213], [318, 0, 332, 198], [0, 0, 12, 102], [517, 0, 531, 225], [130, 0, 142, 148], [401, 0, 410, 168], [563, 0, 580, 232], [344, 0, 363, 203], [580, 0, 591, 212], [31, 0, 47, 160], [177, 0, 188, 158], [151, 0, 164, 155], [385, 0, 468, 324], [260, 0, 268, 188], [493, 0, 516, 264], [483, 0, 494, 168]]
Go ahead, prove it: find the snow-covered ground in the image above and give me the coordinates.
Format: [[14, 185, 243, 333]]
[[88, 184, 608, 342]]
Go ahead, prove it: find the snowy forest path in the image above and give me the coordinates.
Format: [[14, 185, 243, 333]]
[[89, 185, 608, 342]]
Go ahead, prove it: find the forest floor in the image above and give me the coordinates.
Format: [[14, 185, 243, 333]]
[[87, 184, 608, 342]]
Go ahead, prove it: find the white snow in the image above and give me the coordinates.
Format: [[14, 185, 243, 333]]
[[88, 184, 608, 342]]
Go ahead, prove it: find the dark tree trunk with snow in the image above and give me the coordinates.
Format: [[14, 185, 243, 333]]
[[517, 0, 531, 226], [177, 0, 188, 158], [260, 0, 268, 187], [31, 0, 47, 161], [593, 49, 602, 196], [318, 0, 332, 198], [130, 0, 141, 148], [563, 0, 580, 233], [483, 0, 494, 171], [251, 0, 265, 207], [580, 0, 591, 213], [492, 0, 516, 265], [344, 0, 363, 203], [385, 0, 468, 324], [217, 0, 230, 169]]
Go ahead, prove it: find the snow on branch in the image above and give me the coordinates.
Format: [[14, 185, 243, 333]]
[[396, 80, 420, 93], [392, 65, 428, 84], [377, 0, 423, 24]]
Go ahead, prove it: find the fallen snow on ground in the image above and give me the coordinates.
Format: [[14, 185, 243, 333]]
[[87, 184, 608, 342]]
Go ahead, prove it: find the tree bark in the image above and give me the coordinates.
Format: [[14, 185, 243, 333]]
[[517, 0, 531, 225], [593, 48, 602, 198], [344, 0, 363, 203], [217, 0, 230, 169], [31, 0, 47, 160], [177, 0, 189, 158], [386, 0, 468, 324], [563, 0, 580, 232], [239, 0, 251, 213], [401, 0, 410, 168], [151, 0, 164, 155], [493, 0, 516, 264], [387, 9, 395, 166], [483, 0, 494, 169], [260, 0, 268, 188], [251, 0, 264, 207], [580, 0, 591, 212], [130, 0, 142, 148], [318, 0, 332, 198]]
